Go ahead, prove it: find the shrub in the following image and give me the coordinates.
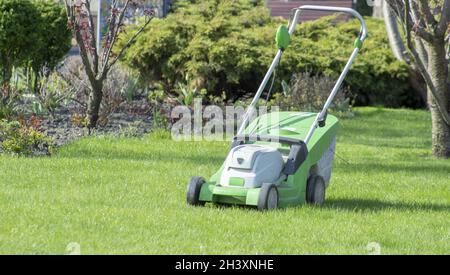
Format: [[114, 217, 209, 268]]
[[355, 0, 373, 16], [269, 73, 353, 116], [29, 0, 72, 90], [0, 0, 39, 86], [32, 71, 75, 117], [121, 0, 417, 107], [0, 119, 54, 156], [119, 0, 280, 99], [0, 0, 71, 118], [280, 17, 411, 107]]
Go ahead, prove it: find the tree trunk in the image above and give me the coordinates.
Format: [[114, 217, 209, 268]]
[[383, 3, 407, 61], [87, 80, 104, 129], [1, 60, 12, 105], [426, 40, 450, 158], [372, 0, 384, 18]]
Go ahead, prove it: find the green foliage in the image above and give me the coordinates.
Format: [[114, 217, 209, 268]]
[[0, 0, 39, 84], [355, 0, 373, 16], [30, 0, 72, 73], [174, 74, 206, 106], [121, 0, 415, 107], [0, 0, 71, 118], [117, 121, 145, 138], [119, 0, 280, 98], [0, 97, 17, 119], [0, 119, 54, 156], [151, 108, 170, 130], [32, 71, 75, 117], [148, 85, 165, 105], [281, 17, 413, 107]]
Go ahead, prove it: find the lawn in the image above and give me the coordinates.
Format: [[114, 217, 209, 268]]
[[0, 107, 449, 254]]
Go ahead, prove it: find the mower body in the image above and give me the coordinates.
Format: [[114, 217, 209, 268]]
[[187, 6, 366, 209], [198, 111, 339, 208]]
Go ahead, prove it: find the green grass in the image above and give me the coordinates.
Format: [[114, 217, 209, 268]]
[[0, 107, 449, 254]]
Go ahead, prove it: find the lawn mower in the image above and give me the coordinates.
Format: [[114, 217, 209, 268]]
[[187, 6, 368, 210]]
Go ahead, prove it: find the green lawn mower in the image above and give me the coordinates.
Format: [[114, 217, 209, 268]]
[[187, 6, 368, 210]]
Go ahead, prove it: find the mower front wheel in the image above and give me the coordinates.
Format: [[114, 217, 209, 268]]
[[187, 176, 206, 206], [258, 183, 278, 211], [306, 175, 326, 206]]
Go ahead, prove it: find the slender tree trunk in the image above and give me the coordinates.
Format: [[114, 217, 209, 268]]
[[426, 40, 450, 157], [383, 3, 407, 61], [372, 0, 384, 18], [87, 80, 104, 129], [1, 59, 12, 105], [33, 70, 40, 96]]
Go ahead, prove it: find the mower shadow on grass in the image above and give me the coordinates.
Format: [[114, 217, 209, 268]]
[[323, 198, 450, 213], [200, 198, 450, 213], [337, 162, 450, 175]]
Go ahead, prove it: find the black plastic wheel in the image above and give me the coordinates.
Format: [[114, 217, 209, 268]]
[[187, 176, 206, 206], [306, 175, 326, 206], [257, 183, 279, 210]]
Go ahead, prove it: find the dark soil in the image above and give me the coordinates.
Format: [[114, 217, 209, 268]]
[[40, 99, 154, 147]]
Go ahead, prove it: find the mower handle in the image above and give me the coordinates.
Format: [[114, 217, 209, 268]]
[[289, 6, 368, 145], [236, 6, 367, 147], [288, 5, 368, 42]]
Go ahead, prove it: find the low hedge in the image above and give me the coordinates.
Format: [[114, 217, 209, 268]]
[[119, 0, 417, 107]]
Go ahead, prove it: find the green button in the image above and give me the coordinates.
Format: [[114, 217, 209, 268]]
[[229, 177, 245, 187]]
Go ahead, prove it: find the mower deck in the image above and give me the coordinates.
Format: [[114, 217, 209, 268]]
[[198, 111, 340, 208]]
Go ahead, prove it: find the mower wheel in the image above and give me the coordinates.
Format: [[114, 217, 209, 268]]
[[306, 175, 326, 206], [258, 183, 278, 210], [187, 176, 206, 206]]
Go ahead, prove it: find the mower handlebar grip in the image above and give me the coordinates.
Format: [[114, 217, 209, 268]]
[[290, 5, 368, 42]]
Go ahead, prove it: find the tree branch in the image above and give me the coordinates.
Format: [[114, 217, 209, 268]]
[[418, 0, 437, 28], [438, 0, 450, 36], [64, 1, 96, 86], [102, 0, 119, 62], [84, 1, 99, 75], [101, 0, 131, 72], [102, 17, 153, 78], [415, 27, 435, 43], [405, 1, 450, 127]]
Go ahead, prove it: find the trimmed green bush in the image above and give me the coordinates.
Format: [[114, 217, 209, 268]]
[[30, 0, 72, 75], [0, 0, 70, 87], [0, 0, 39, 86], [356, 0, 374, 16], [120, 0, 416, 107], [281, 17, 412, 107]]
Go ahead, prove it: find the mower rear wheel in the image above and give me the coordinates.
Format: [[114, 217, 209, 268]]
[[306, 175, 326, 206], [187, 176, 206, 206], [258, 183, 278, 211]]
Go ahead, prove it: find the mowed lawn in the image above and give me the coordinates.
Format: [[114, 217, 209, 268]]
[[0, 107, 449, 254]]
